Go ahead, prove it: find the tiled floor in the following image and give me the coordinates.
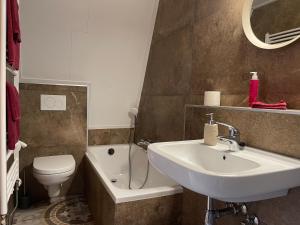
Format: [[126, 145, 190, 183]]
[[13, 195, 94, 225]]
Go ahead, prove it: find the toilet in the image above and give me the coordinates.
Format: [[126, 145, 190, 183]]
[[33, 155, 76, 203]]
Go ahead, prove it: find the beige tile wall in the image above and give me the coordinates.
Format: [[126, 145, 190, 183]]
[[85, 158, 115, 225], [84, 157, 183, 225], [136, 0, 300, 224], [88, 128, 133, 146], [20, 83, 87, 202], [185, 106, 300, 159], [183, 106, 300, 225]]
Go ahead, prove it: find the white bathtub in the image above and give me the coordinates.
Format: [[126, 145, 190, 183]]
[[86, 144, 182, 203]]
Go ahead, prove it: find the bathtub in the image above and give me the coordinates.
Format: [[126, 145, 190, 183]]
[[85, 144, 182, 203]]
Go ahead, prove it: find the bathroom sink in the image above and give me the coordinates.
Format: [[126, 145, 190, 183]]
[[148, 140, 300, 202]]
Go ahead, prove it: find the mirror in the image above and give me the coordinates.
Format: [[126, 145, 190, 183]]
[[242, 0, 300, 49]]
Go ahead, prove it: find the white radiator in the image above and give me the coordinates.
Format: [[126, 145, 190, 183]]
[[265, 27, 300, 44], [6, 141, 27, 202]]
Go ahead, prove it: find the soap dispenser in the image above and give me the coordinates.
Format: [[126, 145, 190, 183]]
[[249, 72, 259, 107], [204, 113, 218, 146]]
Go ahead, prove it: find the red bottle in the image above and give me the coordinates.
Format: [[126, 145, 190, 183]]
[[249, 72, 259, 107]]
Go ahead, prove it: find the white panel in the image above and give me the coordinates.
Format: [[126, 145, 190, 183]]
[[69, 0, 89, 33], [21, 30, 71, 80], [0, 0, 7, 214], [20, 0, 89, 33], [41, 95, 66, 111], [20, 0, 159, 128]]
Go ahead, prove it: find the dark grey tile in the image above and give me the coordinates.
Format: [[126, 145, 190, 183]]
[[152, 0, 195, 42], [136, 95, 186, 142], [143, 25, 193, 96], [88, 128, 132, 146], [137, 1, 300, 225]]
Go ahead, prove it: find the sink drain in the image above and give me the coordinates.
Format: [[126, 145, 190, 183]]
[[111, 179, 117, 183]]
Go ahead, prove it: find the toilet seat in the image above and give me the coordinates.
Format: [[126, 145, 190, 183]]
[[33, 155, 75, 175]]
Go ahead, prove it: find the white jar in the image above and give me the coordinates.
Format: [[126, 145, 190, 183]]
[[204, 91, 221, 106]]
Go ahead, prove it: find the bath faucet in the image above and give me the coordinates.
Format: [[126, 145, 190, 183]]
[[215, 122, 245, 151], [137, 139, 152, 150]]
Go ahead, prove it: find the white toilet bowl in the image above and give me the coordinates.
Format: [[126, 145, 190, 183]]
[[33, 155, 76, 203]]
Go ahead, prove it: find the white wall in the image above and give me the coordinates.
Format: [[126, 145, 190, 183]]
[[20, 0, 159, 129]]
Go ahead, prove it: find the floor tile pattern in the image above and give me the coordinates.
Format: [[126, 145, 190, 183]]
[[13, 196, 94, 225]]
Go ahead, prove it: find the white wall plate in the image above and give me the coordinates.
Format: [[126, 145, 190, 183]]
[[40, 95, 66, 111]]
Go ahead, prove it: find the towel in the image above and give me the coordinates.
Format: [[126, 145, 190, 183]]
[[7, 0, 21, 70], [6, 82, 20, 150], [251, 100, 287, 110]]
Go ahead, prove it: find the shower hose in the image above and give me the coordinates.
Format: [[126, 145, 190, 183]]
[[128, 116, 150, 190]]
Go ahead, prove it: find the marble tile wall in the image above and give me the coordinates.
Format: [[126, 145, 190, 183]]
[[136, 0, 300, 225], [84, 157, 182, 225], [183, 106, 300, 225], [136, 0, 300, 144], [19, 83, 87, 202], [115, 194, 182, 225], [85, 158, 115, 225], [185, 106, 300, 159], [88, 128, 132, 146]]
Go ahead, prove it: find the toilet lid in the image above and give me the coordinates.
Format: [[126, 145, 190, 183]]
[[33, 155, 76, 175]]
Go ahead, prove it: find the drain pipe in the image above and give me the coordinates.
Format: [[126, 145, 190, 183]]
[[205, 197, 214, 225], [205, 197, 238, 225], [204, 197, 259, 225]]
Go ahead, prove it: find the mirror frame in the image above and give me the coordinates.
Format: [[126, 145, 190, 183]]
[[242, 0, 300, 49]]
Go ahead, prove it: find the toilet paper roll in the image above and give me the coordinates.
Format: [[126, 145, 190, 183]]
[[204, 91, 221, 106]]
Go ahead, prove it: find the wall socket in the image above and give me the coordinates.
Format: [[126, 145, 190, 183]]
[[40, 95, 66, 111]]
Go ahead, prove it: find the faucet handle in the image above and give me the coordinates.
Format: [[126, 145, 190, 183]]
[[137, 139, 153, 146], [215, 121, 242, 146], [216, 122, 239, 135]]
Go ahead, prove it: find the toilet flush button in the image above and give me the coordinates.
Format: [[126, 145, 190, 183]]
[[41, 95, 66, 111]]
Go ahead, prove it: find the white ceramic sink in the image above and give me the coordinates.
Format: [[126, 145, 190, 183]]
[[148, 139, 300, 203]]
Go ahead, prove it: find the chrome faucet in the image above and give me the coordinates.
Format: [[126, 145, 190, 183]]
[[215, 122, 245, 151], [137, 139, 152, 150]]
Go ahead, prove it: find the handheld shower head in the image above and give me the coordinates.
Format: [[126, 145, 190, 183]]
[[129, 108, 138, 127], [129, 108, 138, 117]]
